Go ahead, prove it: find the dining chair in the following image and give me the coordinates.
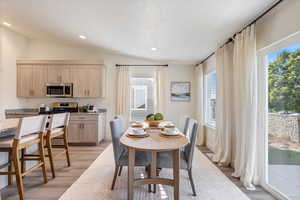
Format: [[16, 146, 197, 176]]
[[110, 117, 151, 190], [157, 118, 199, 196], [45, 113, 71, 178], [0, 115, 48, 200], [180, 116, 191, 135]]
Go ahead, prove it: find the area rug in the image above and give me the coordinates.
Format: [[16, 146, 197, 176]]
[[59, 145, 249, 200]]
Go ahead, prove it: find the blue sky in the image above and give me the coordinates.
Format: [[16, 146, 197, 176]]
[[267, 42, 300, 62]]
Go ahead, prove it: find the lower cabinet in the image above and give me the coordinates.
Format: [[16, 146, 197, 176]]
[[67, 113, 106, 145]]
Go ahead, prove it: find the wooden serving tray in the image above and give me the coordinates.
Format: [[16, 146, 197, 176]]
[[159, 132, 183, 138], [126, 133, 150, 138]]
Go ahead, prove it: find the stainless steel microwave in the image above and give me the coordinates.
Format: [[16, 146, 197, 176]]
[[46, 83, 73, 97]]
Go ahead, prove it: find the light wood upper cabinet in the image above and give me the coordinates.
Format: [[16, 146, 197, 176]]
[[47, 66, 70, 83], [70, 67, 89, 97], [17, 60, 106, 98], [71, 66, 105, 98], [17, 65, 47, 97]]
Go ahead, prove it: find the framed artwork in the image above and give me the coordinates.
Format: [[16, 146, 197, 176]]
[[170, 81, 191, 101]]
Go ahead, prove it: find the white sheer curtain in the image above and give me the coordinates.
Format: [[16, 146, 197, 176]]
[[212, 43, 234, 166], [154, 66, 167, 114], [116, 66, 130, 124], [232, 24, 259, 190], [195, 64, 205, 146]]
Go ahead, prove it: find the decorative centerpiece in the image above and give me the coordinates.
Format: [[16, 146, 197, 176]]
[[144, 113, 164, 127]]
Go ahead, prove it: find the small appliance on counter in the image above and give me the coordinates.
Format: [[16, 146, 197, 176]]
[[50, 102, 79, 113], [39, 104, 50, 113], [51, 102, 79, 113], [79, 104, 95, 113]]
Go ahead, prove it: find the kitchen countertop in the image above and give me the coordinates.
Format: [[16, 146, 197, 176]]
[[0, 118, 19, 132], [5, 108, 107, 115]]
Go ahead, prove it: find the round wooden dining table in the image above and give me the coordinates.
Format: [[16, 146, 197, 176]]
[[120, 129, 189, 200]]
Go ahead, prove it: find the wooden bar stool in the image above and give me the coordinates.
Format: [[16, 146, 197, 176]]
[[45, 113, 71, 178], [0, 115, 48, 200]]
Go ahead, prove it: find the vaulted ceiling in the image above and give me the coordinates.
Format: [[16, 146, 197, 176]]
[[0, 0, 276, 63]]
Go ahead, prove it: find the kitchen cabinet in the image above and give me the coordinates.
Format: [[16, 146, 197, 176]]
[[47, 66, 70, 83], [67, 121, 82, 143], [67, 113, 106, 145], [17, 65, 47, 97], [70, 66, 105, 98], [17, 60, 106, 98]]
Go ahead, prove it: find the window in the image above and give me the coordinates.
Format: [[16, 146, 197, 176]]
[[205, 71, 216, 127], [130, 78, 154, 121], [131, 85, 147, 110]]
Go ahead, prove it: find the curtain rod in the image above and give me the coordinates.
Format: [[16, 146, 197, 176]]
[[196, 0, 283, 66], [116, 64, 168, 67]]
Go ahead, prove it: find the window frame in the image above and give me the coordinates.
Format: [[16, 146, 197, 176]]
[[130, 85, 148, 111], [204, 71, 217, 128]]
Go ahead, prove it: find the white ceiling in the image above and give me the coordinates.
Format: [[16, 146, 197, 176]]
[[0, 0, 276, 63]]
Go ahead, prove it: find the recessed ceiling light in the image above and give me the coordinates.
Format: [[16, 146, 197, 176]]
[[79, 35, 86, 39], [2, 22, 11, 27], [151, 47, 157, 51]]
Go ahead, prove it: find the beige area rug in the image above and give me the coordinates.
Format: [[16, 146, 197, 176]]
[[59, 145, 250, 200]]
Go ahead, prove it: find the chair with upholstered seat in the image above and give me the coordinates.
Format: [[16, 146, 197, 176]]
[[157, 118, 198, 196], [179, 116, 191, 136], [110, 117, 151, 190], [45, 113, 71, 178], [0, 115, 48, 200]]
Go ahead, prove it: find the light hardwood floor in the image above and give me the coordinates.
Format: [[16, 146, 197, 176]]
[[0, 142, 277, 200], [198, 146, 277, 200], [0, 141, 110, 200]]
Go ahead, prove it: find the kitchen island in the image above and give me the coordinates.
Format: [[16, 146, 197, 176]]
[[4, 109, 107, 145]]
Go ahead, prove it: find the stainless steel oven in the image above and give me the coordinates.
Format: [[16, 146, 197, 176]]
[[46, 83, 73, 97]]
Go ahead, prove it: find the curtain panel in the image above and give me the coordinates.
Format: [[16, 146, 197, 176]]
[[154, 66, 167, 114], [213, 43, 234, 166], [116, 66, 130, 124], [232, 24, 259, 190], [195, 64, 205, 146]]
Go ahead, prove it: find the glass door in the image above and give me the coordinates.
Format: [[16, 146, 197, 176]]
[[266, 42, 300, 200]]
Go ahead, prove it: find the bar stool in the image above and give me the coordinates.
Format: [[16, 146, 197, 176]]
[[45, 113, 71, 178], [0, 115, 48, 200]]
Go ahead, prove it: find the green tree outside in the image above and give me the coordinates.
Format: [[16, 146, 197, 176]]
[[268, 50, 300, 113]]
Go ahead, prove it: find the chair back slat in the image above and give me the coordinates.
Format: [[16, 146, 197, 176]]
[[183, 118, 198, 169], [110, 117, 127, 164], [15, 115, 48, 139], [49, 113, 70, 130]]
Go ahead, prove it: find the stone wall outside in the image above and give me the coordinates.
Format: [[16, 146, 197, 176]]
[[268, 113, 300, 143]]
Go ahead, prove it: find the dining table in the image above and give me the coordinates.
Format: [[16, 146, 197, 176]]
[[120, 127, 189, 200]]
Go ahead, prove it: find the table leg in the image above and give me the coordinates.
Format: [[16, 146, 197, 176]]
[[151, 152, 157, 193], [173, 149, 180, 200], [128, 148, 135, 200]]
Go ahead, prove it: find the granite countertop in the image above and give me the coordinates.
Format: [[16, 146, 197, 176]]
[[5, 108, 107, 115]]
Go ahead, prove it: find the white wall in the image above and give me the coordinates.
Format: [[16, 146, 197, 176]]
[[256, 0, 300, 50], [165, 64, 196, 126], [0, 27, 29, 119]]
